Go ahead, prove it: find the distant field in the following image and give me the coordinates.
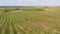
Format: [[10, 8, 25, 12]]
[[0, 7, 60, 34]]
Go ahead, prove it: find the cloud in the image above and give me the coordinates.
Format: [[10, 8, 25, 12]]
[[0, 0, 60, 6]]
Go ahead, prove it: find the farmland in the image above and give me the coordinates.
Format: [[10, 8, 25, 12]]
[[0, 7, 60, 34]]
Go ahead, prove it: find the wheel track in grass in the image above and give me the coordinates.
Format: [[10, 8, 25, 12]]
[[1, 14, 43, 34], [1, 14, 8, 28], [16, 13, 25, 22], [14, 13, 25, 23], [0, 14, 5, 28], [11, 13, 24, 34], [0, 12, 55, 34], [10, 13, 17, 34], [21, 14, 53, 34], [32, 22, 60, 34], [15, 23, 34, 34], [8, 13, 14, 34], [13, 23, 25, 34], [13, 14, 40, 33], [2, 23, 7, 34], [11, 14, 18, 34], [4, 13, 10, 34], [25, 21, 52, 34], [14, 13, 25, 26], [0, 15, 4, 34], [12, 11, 60, 32], [12, 12, 35, 33], [18, 15, 41, 34], [19, 22, 41, 34], [13, 13, 29, 34], [11, 23, 17, 34], [13, 13, 26, 34], [0, 14, 5, 34], [5, 23, 10, 34], [13, 12, 41, 33], [1, 14, 8, 34], [2, 14, 8, 34], [0, 14, 3, 26], [19, 12, 49, 34], [9, 23, 14, 34], [29, 22, 57, 34], [15, 20, 37, 34]]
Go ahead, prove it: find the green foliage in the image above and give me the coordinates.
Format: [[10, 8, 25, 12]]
[[22, 8, 44, 11], [37, 8, 45, 11], [3, 9, 11, 13]]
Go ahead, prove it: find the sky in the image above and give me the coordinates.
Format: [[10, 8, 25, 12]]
[[0, 0, 60, 6]]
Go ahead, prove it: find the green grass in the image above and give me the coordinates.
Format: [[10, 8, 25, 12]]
[[0, 7, 60, 34], [11, 23, 17, 34], [22, 8, 43, 11], [5, 23, 10, 34]]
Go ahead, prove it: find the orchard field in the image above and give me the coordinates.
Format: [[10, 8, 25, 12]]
[[0, 7, 60, 34]]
